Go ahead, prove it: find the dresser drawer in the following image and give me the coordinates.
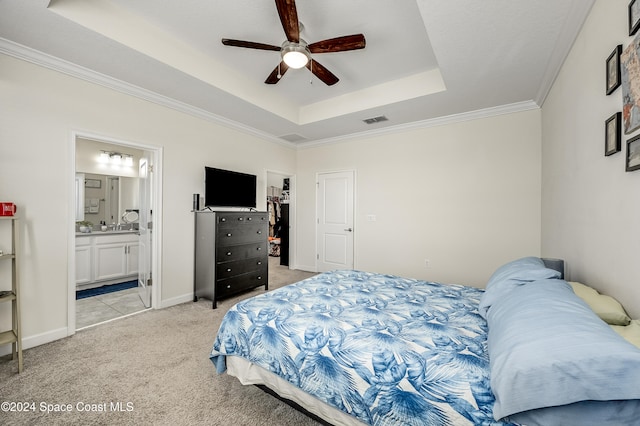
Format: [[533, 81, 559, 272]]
[[216, 241, 267, 262], [217, 225, 267, 245], [215, 257, 266, 279], [217, 213, 268, 225], [216, 267, 268, 298]]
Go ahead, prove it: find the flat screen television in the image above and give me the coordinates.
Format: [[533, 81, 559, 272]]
[[204, 167, 257, 208]]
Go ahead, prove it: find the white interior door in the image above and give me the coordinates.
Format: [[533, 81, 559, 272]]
[[316, 171, 354, 272], [137, 154, 152, 308]]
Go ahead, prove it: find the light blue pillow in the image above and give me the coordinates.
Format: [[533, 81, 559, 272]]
[[478, 257, 561, 318], [509, 399, 640, 426], [486, 279, 640, 421]]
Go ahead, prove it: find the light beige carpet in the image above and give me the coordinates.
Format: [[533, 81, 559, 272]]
[[0, 259, 321, 425]]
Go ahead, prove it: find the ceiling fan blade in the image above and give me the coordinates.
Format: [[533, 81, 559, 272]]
[[306, 59, 339, 86], [308, 34, 366, 54], [222, 39, 281, 51], [275, 0, 300, 42], [265, 61, 290, 84]]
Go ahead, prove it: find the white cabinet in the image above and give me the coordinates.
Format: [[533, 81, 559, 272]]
[[126, 243, 139, 276], [94, 242, 128, 281], [75, 237, 92, 285], [76, 232, 138, 288]]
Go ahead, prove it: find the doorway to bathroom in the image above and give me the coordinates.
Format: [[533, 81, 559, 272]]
[[71, 134, 161, 330]]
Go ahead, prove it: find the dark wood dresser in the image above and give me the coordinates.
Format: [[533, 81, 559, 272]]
[[194, 211, 268, 308]]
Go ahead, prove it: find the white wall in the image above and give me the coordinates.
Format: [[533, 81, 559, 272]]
[[542, 0, 640, 318], [0, 53, 296, 345], [76, 138, 142, 178], [296, 110, 543, 287]]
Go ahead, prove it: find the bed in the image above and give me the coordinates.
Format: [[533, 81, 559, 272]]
[[210, 258, 640, 426]]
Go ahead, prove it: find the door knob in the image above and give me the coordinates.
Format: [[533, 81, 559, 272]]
[[344, 228, 353, 232]]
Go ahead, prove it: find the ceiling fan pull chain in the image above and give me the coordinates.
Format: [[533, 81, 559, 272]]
[[277, 62, 281, 79], [310, 60, 313, 85]]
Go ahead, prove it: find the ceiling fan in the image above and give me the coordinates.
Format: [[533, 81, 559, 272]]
[[221, 0, 366, 86]]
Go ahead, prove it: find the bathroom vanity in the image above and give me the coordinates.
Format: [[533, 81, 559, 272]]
[[76, 230, 139, 289]]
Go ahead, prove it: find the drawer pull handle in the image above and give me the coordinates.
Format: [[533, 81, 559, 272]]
[[257, 247, 262, 251], [226, 252, 232, 256], [257, 261, 262, 265], [247, 217, 252, 221], [226, 268, 232, 272], [226, 233, 232, 237], [257, 230, 262, 234], [226, 285, 231, 289], [257, 276, 262, 280], [238, 217, 244, 221], [221, 218, 226, 222]]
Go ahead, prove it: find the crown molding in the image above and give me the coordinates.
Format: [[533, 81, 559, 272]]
[[296, 100, 541, 149], [0, 38, 295, 149], [535, 0, 596, 106], [0, 37, 542, 152]]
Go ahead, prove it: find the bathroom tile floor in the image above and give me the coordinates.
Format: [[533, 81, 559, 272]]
[[76, 287, 148, 329]]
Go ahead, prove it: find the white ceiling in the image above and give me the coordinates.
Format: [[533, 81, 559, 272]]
[[0, 0, 595, 146]]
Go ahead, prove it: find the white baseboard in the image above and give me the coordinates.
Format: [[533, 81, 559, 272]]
[[158, 293, 194, 309], [293, 264, 317, 273], [0, 326, 69, 356]]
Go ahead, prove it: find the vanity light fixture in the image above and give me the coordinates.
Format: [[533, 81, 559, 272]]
[[99, 151, 110, 163], [111, 153, 122, 165], [98, 151, 134, 167]]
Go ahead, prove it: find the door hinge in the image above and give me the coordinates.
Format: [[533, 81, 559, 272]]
[[149, 165, 154, 173]]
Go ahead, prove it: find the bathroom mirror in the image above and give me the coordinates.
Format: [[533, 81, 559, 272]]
[[77, 173, 139, 226]]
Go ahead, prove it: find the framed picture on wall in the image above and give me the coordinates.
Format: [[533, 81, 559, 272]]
[[606, 45, 622, 95], [630, 0, 640, 36], [605, 112, 622, 156], [626, 134, 640, 171], [621, 37, 640, 134], [84, 178, 101, 188]]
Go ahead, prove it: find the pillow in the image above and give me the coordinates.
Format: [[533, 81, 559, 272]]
[[569, 281, 631, 326], [486, 278, 640, 421], [478, 257, 561, 318], [509, 399, 640, 426], [611, 320, 640, 348]]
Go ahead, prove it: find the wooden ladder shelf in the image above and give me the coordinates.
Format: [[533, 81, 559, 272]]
[[0, 216, 23, 373]]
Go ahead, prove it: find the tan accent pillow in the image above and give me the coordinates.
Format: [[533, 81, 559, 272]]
[[568, 281, 631, 326], [611, 320, 640, 349]]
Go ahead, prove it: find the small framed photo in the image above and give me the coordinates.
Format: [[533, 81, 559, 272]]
[[626, 134, 640, 171], [606, 45, 622, 95], [85, 178, 101, 188], [605, 112, 622, 156], [630, 0, 640, 36]]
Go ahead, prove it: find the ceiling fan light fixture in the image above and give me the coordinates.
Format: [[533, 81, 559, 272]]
[[281, 42, 309, 69]]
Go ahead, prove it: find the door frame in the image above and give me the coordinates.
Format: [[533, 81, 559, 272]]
[[315, 169, 356, 272], [67, 131, 163, 334]]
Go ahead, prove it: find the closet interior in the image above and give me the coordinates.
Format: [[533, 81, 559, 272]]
[[267, 178, 289, 266]]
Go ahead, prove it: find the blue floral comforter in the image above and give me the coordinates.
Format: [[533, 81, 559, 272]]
[[210, 270, 514, 425]]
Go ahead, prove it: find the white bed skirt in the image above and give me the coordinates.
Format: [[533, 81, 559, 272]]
[[227, 356, 367, 426]]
